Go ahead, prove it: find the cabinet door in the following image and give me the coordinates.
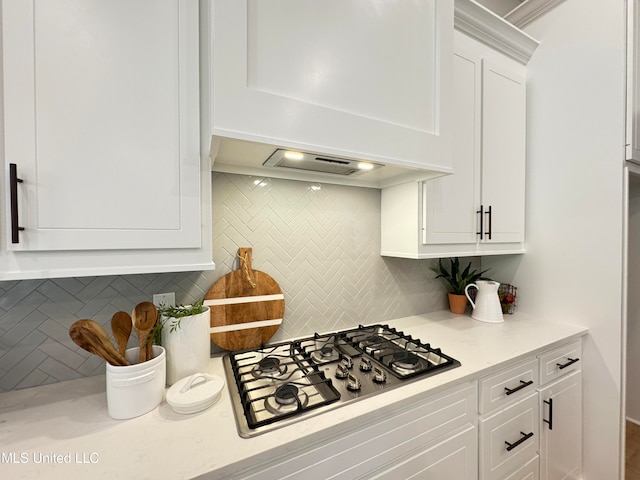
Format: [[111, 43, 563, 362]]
[[212, 0, 454, 173], [3, 0, 201, 251], [369, 425, 478, 480], [627, 0, 640, 162], [481, 58, 526, 244], [480, 393, 539, 480], [538, 371, 582, 480], [423, 38, 481, 245]]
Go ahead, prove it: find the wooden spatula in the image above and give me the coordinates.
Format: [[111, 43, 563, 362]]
[[132, 302, 158, 363], [69, 319, 130, 366], [111, 311, 132, 357]]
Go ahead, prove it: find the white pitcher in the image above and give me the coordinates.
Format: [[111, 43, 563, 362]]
[[465, 280, 504, 323]]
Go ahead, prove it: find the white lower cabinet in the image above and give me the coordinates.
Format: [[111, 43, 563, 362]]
[[223, 339, 583, 480], [477, 340, 583, 480], [230, 382, 477, 480], [480, 393, 539, 480], [538, 361, 583, 480], [368, 425, 477, 480]]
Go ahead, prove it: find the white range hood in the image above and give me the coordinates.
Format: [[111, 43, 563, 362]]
[[210, 136, 450, 190]]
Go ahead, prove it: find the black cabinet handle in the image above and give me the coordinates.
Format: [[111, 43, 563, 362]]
[[486, 205, 493, 240], [9, 163, 24, 244], [543, 398, 554, 430], [504, 379, 534, 396], [477, 204, 484, 240], [556, 357, 579, 370], [505, 431, 534, 452]]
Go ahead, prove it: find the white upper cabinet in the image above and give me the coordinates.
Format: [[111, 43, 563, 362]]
[[1, 0, 214, 279], [381, 4, 536, 259], [422, 38, 482, 246], [427, 31, 526, 248], [480, 54, 527, 244], [209, 0, 455, 187], [627, 0, 640, 162]]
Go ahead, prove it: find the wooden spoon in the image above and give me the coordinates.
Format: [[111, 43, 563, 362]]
[[132, 302, 158, 363], [69, 319, 131, 366], [111, 311, 132, 357]]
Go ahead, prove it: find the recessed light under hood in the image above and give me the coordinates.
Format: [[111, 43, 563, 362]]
[[263, 149, 384, 177]]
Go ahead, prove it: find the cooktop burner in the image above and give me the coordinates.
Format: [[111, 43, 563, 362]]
[[223, 324, 460, 438]]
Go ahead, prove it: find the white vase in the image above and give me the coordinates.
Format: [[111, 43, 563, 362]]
[[161, 306, 211, 385]]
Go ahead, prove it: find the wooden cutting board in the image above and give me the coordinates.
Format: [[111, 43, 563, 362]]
[[205, 248, 284, 351]]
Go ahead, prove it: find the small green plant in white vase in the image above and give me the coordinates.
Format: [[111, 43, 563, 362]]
[[154, 299, 210, 385]]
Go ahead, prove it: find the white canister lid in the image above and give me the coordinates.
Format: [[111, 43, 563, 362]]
[[166, 373, 224, 414]]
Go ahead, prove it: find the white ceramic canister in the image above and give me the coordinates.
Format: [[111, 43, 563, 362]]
[[106, 345, 166, 420], [161, 306, 211, 385]]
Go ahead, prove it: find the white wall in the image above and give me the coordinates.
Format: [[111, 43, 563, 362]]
[[483, 0, 626, 478]]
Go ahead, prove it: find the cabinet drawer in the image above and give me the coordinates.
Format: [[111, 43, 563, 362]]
[[479, 358, 538, 414], [538, 341, 582, 385], [505, 455, 539, 480], [480, 393, 539, 480]]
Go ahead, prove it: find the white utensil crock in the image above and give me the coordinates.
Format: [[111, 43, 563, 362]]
[[161, 307, 211, 385], [465, 280, 504, 323], [106, 345, 166, 419]]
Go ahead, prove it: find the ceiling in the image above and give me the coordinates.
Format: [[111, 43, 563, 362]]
[[475, 0, 525, 17], [473, 0, 566, 28]]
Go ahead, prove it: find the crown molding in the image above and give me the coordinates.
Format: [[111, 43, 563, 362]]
[[505, 0, 567, 28], [454, 0, 540, 64]]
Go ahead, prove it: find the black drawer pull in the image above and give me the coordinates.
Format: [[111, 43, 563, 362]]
[[9, 163, 24, 244], [543, 398, 554, 430], [504, 379, 533, 396], [556, 357, 579, 370], [477, 205, 484, 239], [505, 431, 534, 452]]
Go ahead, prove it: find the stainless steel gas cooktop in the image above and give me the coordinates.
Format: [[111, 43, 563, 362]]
[[223, 324, 460, 438]]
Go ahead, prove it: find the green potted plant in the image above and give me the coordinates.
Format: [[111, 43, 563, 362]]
[[432, 257, 490, 314]]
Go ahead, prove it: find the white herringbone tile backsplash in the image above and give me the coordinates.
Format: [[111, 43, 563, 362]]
[[212, 173, 449, 341], [0, 172, 457, 392]]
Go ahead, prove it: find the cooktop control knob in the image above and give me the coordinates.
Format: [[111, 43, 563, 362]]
[[341, 354, 353, 369], [373, 366, 387, 384], [335, 363, 349, 379], [360, 358, 372, 372], [347, 373, 361, 391]]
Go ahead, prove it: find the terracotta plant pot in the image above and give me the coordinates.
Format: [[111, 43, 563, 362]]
[[448, 293, 468, 314]]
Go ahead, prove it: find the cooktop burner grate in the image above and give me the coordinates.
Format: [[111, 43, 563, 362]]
[[228, 341, 341, 431], [223, 324, 460, 437]]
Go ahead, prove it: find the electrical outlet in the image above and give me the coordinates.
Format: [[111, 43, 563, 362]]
[[153, 292, 175, 309]]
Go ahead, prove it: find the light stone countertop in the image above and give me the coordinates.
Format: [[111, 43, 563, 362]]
[[0, 311, 588, 480]]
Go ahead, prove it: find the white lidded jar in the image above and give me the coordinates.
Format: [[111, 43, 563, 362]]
[[161, 306, 211, 385]]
